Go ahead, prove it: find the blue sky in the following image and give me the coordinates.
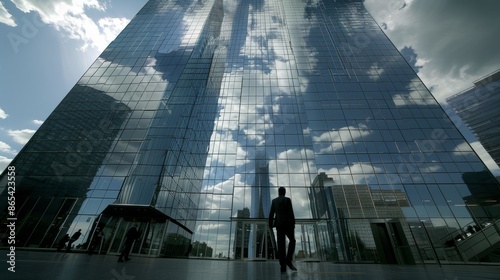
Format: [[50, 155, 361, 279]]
[[0, 0, 499, 174]]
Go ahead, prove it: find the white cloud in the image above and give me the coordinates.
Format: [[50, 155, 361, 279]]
[[11, 0, 104, 21], [393, 78, 435, 106], [8, 129, 36, 144], [364, 0, 500, 103], [0, 107, 8, 119], [97, 17, 130, 45], [0, 155, 13, 173], [0, 2, 16, 27], [363, 1, 500, 177], [0, 141, 17, 154], [319, 162, 383, 185], [367, 63, 384, 81], [10, 0, 130, 51], [312, 123, 372, 153], [32, 119, 44, 125]]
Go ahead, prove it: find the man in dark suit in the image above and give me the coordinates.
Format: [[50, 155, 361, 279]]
[[269, 187, 297, 273], [118, 225, 140, 262], [66, 229, 82, 252]]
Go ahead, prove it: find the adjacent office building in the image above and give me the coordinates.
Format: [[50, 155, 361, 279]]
[[1, 0, 500, 264], [446, 70, 500, 167]]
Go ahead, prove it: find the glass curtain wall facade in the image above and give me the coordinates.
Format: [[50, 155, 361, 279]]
[[446, 70, 500, 167], [2, 0, 500, 264]]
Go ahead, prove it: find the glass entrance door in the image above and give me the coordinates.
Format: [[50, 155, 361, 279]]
[[106, 219, 151, 256], [235, 220, 323, 261], [370, 221, 415, 265], [295, 222, 322, 261], [240, 221, 275, 260]]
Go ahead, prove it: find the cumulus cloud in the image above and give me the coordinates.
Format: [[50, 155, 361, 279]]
[[0, 107, 8, 119], [32, 119, 44, 125], [0, 141, 17, 154], [96, 17, 130, 46], [0, 2, 16, 27], [393, 78, 435, 106], [319, 162, 384, 185], [8, 129, 36, 144], [0, 155, 13, 173], [364, 0, 500, 103], [367, 63, 385, 81], [312, 123, 372, 153], [10, 0, 130, 51]]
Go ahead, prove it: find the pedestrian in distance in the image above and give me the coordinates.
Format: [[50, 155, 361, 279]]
[[57, 234, 70, 252], [88, 230, 104, 255], [66, 229, 82, 252], [118, 225, 140, 262], [269, 187, 297, 274], [466, 225, 475, 235]]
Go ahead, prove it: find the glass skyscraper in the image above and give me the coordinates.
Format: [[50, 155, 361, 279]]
[[446, 70, 500, 168], [1, 0, 500, 264]]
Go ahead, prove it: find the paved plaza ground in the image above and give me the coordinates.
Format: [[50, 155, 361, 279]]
[[1, 250, 499, 280]]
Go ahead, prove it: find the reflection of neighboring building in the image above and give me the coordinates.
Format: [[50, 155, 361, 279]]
[[309, 172, 338, 260], [248, 151, 273, 258], [461, 171, 500, 227], [233, 208, 250, 259], [440, 171, 500, 262], [1, 85, 131, 249], [310, 173, 335, 220], [330, 184, 411, 216], [446, 71, 500, 259], [446, 70, 500, 166], [250, 151, 271, 219], [370, 189, 410, 216], [462, 171, 500, 203], [190, 241, 214, 258], [332, 184, 414, 263], [310, 173, 414, 263]]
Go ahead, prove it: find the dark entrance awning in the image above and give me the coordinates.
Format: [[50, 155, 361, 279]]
[[101, 204, 169, 223], [100, 204, 193, 234]]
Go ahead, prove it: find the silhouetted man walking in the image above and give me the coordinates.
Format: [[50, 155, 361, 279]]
[[66, 229, 82, 252], [118, 226, 140, 262], [269, 187, 297, 273]]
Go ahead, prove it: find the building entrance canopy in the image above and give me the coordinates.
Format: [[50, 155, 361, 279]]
[[96, 204, 193, 257], [101, 204, 169, 223]]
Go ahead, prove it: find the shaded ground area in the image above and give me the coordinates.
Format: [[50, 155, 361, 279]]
[[1, 250, 499, 280]]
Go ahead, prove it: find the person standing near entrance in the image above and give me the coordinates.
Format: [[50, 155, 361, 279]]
[[269, 187, 297, 273], [57, 234, 70, 252], [66, 229, 82, 252], [87, 230, 104, 255], [118, 225, 140, 262]]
